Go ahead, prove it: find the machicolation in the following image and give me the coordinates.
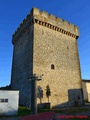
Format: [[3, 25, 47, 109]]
[[12, 7, 79, 44]]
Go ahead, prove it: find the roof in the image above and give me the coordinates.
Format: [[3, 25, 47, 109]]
[[82, 79, 90, 82]]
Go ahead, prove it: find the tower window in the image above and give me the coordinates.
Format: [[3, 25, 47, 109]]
[[51, 64, 55, 69], [67, 46, 69, 49]]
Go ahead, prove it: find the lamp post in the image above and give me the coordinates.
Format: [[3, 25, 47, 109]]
[[29, 74, 42, 114]]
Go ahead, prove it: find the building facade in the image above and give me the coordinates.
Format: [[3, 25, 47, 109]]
[[82, 80, 90, 102], [0, 90, 19, 115], [11, 8, 83, 108]]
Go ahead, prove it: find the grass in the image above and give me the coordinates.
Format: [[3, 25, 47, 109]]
[[18, 106, 30, 116], [0, 106, 30, 118], [18, 106, 52, 116]]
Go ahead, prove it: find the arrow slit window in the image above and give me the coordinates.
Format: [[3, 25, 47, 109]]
[[51, 64, 55, 69]]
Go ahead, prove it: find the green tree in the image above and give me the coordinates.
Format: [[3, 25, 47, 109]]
[[46, 84, 51, 103]]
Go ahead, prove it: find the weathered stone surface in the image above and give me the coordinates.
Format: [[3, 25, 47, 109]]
[[33, 23, 83, 108], [11, 24, 33, 107], [11, 7, 83, 108]]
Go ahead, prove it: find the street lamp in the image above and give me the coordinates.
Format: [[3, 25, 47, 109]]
[[29, 74, 42, 114]]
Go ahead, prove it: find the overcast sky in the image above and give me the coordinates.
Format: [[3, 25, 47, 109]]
[[0, 0, 90, 87]]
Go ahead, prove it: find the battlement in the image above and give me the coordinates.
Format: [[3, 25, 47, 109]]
[[12, 7, 79, 44]]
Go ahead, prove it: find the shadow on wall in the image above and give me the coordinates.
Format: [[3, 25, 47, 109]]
[[52, 88, 84, 109]]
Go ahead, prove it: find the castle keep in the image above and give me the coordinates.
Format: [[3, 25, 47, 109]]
[[11, 8, 83, 108]]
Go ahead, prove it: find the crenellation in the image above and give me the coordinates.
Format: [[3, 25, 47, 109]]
[[49, 14, 56, 20], [17, 26, 20, 32], [26, 14, 29, 19], [63, 20, 69, 30], [12, 14, 33, 44], [23, 18, 26, 25], [63, 20, 69, 25], [42, 11, 48, 19], [20, 22, 23, 28], [56, 17, 63, 22], [74, 26, 79, 35], [69, 23, 75, 32], [32, 7, 40, 15], [12, 7, 79, 44]]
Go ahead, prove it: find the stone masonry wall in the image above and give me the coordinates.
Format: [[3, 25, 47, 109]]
[[82, 81, 90, 102], [33, 23, 83, 108], [11, 23, 34, 107]]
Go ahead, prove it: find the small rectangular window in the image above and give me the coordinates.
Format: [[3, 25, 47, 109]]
[[1, 99, 4, 102], [0, 99, 8, 103], [5, 99, 8, 102]]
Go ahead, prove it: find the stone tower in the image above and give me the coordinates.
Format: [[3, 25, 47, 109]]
[[11, 8, 83, 108]]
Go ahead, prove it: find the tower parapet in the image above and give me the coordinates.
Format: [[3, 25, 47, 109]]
[[12, 7, 79, 44], [33, 8, 79, 36]]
